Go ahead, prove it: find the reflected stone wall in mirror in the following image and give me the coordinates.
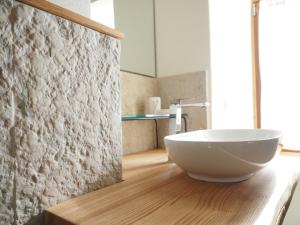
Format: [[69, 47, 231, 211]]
[[114, 0, 156, 77]]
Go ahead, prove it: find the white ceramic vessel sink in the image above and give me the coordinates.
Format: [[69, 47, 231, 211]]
[[164, 129, 282, 182]]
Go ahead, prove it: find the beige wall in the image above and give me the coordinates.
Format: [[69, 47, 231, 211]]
[[121, 72, 158, 115], [121, 71, 209, 152], [154, 0, 211, 77], [157, 71, 210, 148], [121, 72, 158, 155]]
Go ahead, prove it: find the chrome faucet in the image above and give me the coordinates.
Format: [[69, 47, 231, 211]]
[[173, 99, 209, 134]]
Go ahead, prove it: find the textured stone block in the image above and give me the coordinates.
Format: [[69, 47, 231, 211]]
[[0, 1, 15, 224], [0, 155, 15, 225], [0, 1, 122, 224]]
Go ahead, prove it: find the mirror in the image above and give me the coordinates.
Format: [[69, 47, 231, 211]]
[[114, 0, 156, 77], [91, 0, 156, 77]]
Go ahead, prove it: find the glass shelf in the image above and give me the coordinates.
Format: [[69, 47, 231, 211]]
[[121, 114, 183, 121]]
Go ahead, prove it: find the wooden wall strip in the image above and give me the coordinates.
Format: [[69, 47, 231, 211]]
[[251, 0, 261, 128], [16, 0, 124, 40]]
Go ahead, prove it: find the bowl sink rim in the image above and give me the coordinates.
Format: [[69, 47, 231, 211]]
[[164, 129, 282, 143]]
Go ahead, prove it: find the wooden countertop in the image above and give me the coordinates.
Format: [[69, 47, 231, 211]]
[[45, 150, 300, 225], [16, 0, 124, 39]]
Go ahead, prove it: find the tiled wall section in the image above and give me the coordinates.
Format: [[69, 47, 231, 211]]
[[121, 71, 209, 153], [157, 71, 210, 148], [121, 72, 158, 154]]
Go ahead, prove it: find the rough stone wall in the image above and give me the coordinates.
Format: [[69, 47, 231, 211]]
[[0, 1, 122, 224]]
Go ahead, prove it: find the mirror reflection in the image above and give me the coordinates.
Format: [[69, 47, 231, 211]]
[[90, 0, 210, 155], [91, 0, 156, 77]]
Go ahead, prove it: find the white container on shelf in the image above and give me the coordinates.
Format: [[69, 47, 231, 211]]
[[145, 97, 161, 115]]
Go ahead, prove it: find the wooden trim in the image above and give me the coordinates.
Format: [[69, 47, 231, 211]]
[[16, 0, 124, 40], [282, 149, 300, 154], [251, 0, 261, 128]]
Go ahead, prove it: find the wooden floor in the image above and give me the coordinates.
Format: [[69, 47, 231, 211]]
[[45, 150, 300, 225]]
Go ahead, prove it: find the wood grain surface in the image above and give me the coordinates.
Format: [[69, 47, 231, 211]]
[[45, 150, 300, 225], [17, 0, 124, 39]]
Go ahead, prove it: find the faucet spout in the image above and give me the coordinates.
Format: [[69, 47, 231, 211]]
[[179, 102, 210, 108]]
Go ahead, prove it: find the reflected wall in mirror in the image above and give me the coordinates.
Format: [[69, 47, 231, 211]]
[[114, 0, 156, 77], [91, 0, 156, 77], [91, 0, 211, 154]]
